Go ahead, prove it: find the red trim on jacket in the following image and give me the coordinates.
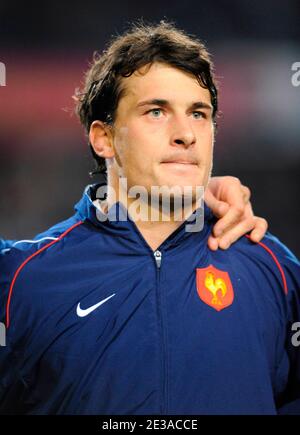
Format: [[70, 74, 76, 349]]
[[5, 221, 84, 328], [245, 234, 288, 295]]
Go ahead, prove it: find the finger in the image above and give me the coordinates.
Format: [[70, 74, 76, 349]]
[[242, 201, 254, 220], [248, 217, 268, 243], [225, 181, 246, 209], [217, 217, 256, 249], [212, 205, 245, 238], [204, 188, 229, 218], [241, 185, 251, 203], [207, 235, 219, 251]]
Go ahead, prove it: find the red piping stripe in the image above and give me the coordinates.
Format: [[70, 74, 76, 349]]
[[245, 234, 288, 295], [5, 220, 83, 329]]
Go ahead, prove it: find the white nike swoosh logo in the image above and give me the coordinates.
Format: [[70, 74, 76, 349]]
[[76, 293, 116, 317]]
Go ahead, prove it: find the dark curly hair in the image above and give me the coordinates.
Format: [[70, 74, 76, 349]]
[[74, 20, 218, 175]]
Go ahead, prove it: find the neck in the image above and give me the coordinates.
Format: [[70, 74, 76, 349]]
[[131, 219, 184, 252], [105, 170, 199, 252]]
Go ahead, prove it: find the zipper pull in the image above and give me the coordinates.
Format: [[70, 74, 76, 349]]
[[154, 250, 162, 269]]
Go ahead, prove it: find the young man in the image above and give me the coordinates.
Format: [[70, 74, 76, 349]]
[[0, 21, 299, 415]]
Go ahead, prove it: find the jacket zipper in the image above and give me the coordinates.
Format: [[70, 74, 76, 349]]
[[153, 249, 168, 414], [154, 250, 162, 268]]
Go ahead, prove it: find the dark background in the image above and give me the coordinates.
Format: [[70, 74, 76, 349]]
[[0, 0, 299, 256]]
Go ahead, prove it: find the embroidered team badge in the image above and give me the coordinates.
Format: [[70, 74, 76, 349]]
[[196, 265, 234, 311]]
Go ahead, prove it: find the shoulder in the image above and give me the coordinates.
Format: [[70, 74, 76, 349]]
[[0, 213, 86, 288], [0, 214, 86, 331], [1, 215, 83, 256], [230, 232, 300, 300]]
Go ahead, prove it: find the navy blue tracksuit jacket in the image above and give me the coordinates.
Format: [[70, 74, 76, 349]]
[[0, 183, 300, 415]]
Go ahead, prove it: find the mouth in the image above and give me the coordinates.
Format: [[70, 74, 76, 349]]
[[162, 161, 197, 165], [160, 162, 198, 171], [161, 159, 198, 165], [160, 161, 199, 175]]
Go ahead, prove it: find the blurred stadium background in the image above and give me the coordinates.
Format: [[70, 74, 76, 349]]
[[0, 0, 299, 256]]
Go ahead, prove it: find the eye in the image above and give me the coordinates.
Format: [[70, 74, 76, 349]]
[[147, 108, 163, 118], [192, 111, 206, 119]]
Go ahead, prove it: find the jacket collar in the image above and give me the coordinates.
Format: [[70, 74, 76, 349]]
[[74, 183, 215, 251]]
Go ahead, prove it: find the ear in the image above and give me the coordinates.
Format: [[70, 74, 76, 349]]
[[89, 120, 115, 159]]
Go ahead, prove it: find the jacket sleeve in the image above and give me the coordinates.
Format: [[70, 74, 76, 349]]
[[0, 248, 30, 414], [0, 252, 16, 413], [263, 234, 300, 414], [279, 256, 300, 414]]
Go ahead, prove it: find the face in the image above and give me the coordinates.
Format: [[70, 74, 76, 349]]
[[109, 62, 214, 199]]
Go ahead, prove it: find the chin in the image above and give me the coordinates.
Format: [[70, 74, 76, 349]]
[[152, 180, 204, 199], [164, 178, 205, 190]]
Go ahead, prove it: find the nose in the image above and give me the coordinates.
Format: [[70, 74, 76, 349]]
[[169, 116, 196, 149]]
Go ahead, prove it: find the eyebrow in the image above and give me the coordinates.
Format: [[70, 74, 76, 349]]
[[136, 98, 213, 112]]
